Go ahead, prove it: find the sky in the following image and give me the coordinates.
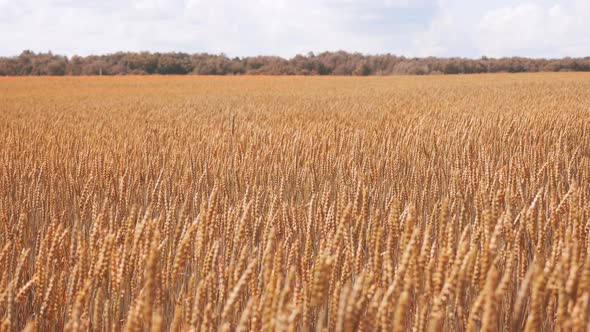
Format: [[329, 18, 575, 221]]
[[1, 0, 589, 58]]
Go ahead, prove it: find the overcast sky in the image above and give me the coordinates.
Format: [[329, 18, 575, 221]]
[[1, 0, 589, 58]]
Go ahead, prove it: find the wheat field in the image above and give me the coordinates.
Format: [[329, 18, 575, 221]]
[[1, 74, 590, 331]]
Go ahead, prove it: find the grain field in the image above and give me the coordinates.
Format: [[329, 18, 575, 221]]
[[1, 74, 590, 331]]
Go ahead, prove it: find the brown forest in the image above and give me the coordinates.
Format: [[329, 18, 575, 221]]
[[1, 50, 590, 76]]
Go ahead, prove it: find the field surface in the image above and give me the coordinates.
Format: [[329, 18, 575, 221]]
[[1, 74, 590, 331]]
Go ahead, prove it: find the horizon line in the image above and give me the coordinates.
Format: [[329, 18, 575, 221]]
[[4, 50, 590, 61]]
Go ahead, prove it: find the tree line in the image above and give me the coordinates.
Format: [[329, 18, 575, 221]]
[[1, 50, 590, 76]]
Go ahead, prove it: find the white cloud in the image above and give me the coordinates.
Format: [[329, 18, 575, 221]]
[[476, 1, 590, 57], [415, 0, 590, 58], [0, 0, 588, 58]]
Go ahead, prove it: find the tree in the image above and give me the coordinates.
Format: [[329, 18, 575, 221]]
[[1, 51, 590, 76]]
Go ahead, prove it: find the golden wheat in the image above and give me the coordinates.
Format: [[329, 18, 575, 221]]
[[0, 74, 590, 331]]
